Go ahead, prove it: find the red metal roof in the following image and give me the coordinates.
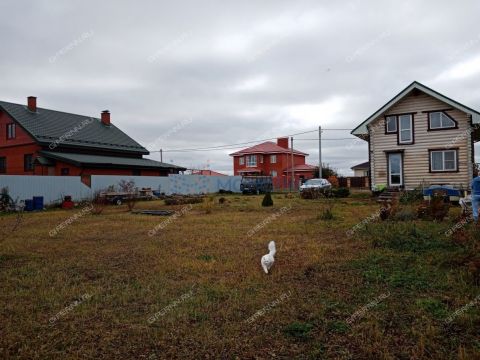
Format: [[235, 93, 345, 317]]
[[283, 164, 317, 173], [229, 141, 308, 156]]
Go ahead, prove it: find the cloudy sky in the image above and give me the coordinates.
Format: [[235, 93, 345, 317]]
[[1, 0, 480, 175]]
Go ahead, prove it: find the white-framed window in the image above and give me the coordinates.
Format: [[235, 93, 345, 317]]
[[246, 155, 257, 167], [398, 114, 413, 144], [430, 149, 457, 172], [271, 170, 277, 177], [429, 112, 456, 130], [270, 154, 277, 164], [238, 157, 244, 165], [385, 116, 397, 133]]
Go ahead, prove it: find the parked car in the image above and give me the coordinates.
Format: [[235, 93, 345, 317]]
[[240, 176, 273, 195], [299, 178, 331, 193]]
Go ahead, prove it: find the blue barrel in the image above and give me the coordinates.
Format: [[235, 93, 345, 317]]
[[24, 199, 34, 211], [33, 196, 44, 210]]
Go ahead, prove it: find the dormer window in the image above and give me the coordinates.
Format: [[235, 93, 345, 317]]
[[428, 111, 457, 130]]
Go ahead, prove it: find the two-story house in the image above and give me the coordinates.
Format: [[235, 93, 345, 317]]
[[351, 81, 480, 190], [0, 97, 186, 177], [229, 137, 316, 188]]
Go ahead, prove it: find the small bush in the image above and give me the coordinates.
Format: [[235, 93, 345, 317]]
[[393, 207, 417, 221], [332, 187, 350, 198], [283, 322, 314, 340], [327, 175, 339, 188], [262, 192, 273, 207], [400, 189, 423, 204]]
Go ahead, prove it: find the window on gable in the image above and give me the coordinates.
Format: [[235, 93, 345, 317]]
[[0, 157, 6, 173], [6, 123, 16, 139], [430, 150, 457, 172], [429, 112, 456, 129], [398, 114, 413, 144], [385, 116, 397, 133]]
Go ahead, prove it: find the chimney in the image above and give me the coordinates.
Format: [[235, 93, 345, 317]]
[[101, 110, 111, 126], [27, 96, 37, 112], [277, 137, 289, 149]]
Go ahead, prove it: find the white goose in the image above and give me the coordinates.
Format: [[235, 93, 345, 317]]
[[261, 241, 276, 274]]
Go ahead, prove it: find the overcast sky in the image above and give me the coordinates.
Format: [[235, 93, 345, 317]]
[[1, 0, 480, 175]]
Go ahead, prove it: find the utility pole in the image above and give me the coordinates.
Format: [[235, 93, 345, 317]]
[[291, 136, 295, 192], [160, 149, 163, 163], [318, 126, 322, 179]]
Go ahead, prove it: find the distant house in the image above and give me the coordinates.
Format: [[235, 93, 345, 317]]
[[351, 81, 480, 190], [229, 137, 316, 187], [191, 170, 227, 176], [351, 161, 369, 177], [0, 97, 186, 177]]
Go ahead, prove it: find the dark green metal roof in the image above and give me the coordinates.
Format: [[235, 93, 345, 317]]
[[40, 151, 186, 171], [0, 100, 149, 154]]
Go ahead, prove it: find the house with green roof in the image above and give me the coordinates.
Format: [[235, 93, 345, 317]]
[[0, 96, 185, 178]]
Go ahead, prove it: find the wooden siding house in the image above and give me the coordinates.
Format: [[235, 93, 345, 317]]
[[351, 82, 480, 190]]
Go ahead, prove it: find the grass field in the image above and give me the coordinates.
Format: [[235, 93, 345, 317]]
[[1, 194, 479, 359]]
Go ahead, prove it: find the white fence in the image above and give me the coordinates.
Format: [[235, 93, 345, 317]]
[[0, 175, 242, 205]]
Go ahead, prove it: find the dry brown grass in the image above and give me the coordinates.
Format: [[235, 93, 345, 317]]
[[0, 194, 479, 359]]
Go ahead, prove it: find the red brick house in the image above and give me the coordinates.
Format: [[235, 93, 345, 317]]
[[229, 137, 316, 188], [0, 97, 186, 177]]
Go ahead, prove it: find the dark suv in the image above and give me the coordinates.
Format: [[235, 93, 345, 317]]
[[240, 176, 273, 194]]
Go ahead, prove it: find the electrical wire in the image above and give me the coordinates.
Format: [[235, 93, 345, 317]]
[[149, 128, 354, 153]]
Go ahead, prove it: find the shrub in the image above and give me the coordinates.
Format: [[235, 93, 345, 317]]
[[300, 188, 327, 199], [400, 189, 423, 204], [393, 207, 417, 221], [327, 175, 339, 188], [90, 190, 107, 215], [261, 192, 273, 207], [332, 187, 350, 198], [283, 322, 314, 340]]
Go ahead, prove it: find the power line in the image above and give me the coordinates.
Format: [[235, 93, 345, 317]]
[[149, 128, 355, 153], [150, 129, 319, 153]]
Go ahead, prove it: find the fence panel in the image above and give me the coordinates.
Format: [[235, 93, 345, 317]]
[[0, 175, 243, 205]]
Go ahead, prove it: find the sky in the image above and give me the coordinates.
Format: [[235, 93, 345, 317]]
[[1, 0, 480, 175]]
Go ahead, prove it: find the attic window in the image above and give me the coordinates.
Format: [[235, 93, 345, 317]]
[[429, 112, 456, 130], [6, 123, 16, 139], [385, 116, 397, 133]]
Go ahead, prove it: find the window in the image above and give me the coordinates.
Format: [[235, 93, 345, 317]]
[[0, 157, 5, 173], [270, 155, 277, 164], [239, 157, 244, 165], [259, 155, 263, 163], [385, 116, 397, 133], [6, 123, 16, 139], [398, 114, 413, 144], [61, 168, 70, 176], [430, 150, 457, 172], [24, 154, 34, 172], [246, 155, 257, 167], [429, 112, 456, 130], [271, 170, 277, 177]]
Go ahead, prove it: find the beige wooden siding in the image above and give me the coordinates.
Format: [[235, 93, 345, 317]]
[[369, 92, 472, 189]]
